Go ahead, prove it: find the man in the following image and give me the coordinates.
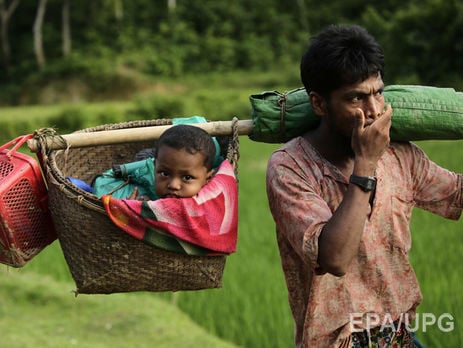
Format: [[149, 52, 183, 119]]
[[266, 24, 462, 347]]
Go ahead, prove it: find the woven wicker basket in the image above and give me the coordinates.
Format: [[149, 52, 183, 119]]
[[43, 119, 239, 294]]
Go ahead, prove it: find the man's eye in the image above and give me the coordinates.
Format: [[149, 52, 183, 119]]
[[374, 90, 384, 99]]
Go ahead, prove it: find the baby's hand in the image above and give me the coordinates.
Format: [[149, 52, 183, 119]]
[[127, 187, 150, 201], [127, 187, 139, 200]]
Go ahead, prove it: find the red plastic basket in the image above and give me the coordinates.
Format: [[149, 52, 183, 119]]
[[0, 135, 56, 267]]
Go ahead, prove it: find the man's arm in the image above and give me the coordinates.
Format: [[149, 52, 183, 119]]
[[317, 106, 392, 276]]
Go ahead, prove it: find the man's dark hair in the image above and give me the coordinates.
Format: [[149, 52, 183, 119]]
[[156, 124, 216, 170], [300, 24, 385, 98]]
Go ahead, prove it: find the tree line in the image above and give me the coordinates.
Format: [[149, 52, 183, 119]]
[[1, 0, 463, 102]]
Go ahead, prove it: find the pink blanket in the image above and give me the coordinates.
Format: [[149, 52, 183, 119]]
[[102, 160, 238, 255]]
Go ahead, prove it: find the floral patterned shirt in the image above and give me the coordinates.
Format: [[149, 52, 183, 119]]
[[266, 137, 463, 347]]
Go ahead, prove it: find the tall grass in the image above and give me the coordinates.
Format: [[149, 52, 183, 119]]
[[407, 140, 463, 346], [0, 271, 237, 348]]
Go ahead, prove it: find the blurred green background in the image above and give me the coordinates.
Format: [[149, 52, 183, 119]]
[[1, 0, 463, 107]]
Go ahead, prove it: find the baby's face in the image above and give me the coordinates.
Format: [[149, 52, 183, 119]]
[[154, 146, 213, 198]]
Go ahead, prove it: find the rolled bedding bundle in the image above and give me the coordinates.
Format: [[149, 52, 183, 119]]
[[249, 85, 463, 143]]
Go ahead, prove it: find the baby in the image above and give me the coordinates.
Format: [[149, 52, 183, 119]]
[[129, 124, 216, 200]]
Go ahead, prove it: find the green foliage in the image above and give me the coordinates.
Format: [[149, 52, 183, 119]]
[[0, 83, 23, 106], [350, 0, 463, 86], [113, 88, 251, 123], [126, 95, 185, 120], [139, 21, 201, 76], [389, 0, 463, 86], [3, 0, 463, 105], [182, 89, 244, 121], [0, 120, 32, 144], [235, 34, 274, 69], [4, 53, 139, 104], [47, 107, 86, 134], [1, 0, 307, 100], [0, 67, 301, 145], [94, 108, 126, 125]]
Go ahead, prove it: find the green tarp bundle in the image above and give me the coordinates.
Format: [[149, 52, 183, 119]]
[[249, 85, 463, 143]]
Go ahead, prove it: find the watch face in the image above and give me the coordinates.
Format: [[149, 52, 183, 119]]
[[365, 179, 375, 191]]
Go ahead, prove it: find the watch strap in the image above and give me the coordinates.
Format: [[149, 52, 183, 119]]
[[349, 175, 377, 192]]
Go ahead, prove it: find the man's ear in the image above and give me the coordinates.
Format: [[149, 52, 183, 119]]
[[309, 91, 327, 117]]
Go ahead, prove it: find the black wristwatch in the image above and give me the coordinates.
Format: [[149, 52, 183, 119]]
[[349, 175, 377, 192]]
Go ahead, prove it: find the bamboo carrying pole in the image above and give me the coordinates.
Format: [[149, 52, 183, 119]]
[[27, 119, 254, 153]]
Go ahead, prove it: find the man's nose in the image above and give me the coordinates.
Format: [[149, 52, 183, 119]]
[[364, 96, 382, 119]]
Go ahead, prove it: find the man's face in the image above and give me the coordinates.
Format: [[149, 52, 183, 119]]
[[325, 73, 385, 138]]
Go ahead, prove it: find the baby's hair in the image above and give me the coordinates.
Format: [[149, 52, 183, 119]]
[[156, 124, 216, 170]]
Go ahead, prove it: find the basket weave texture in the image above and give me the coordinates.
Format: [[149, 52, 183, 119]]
[[43, 119, 239, 294]]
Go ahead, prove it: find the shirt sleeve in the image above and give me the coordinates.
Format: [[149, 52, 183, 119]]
[[407, 142, 463, 219], [266, 150, 332, 270]]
